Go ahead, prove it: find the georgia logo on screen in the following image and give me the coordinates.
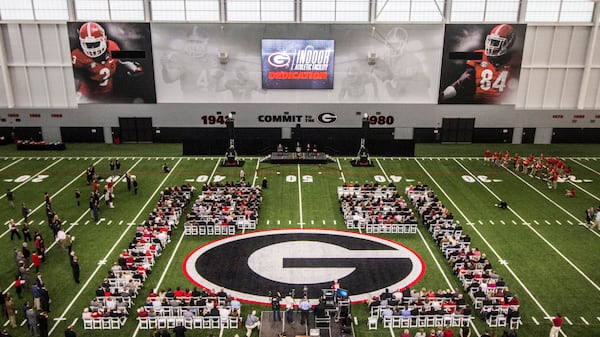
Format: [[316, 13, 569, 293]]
[[183, 229, 425, 304], [267, 52, 291, 68]]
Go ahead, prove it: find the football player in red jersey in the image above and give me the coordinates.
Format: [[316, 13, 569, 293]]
[[71, 22, 143, 102], [440, 24, 517, 104]]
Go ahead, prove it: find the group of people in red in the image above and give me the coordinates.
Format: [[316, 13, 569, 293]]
[[484, 150, 573, 193]]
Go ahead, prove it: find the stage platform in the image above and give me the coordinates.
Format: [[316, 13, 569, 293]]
[[267, 152, 332, 164]]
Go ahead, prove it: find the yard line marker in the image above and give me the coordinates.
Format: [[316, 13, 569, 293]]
[[288, 220, 291, 225], [596, 317, 600, 322], [556, 220, 561, 225], [581, 317, 589, 325], [375, 158, 391, 182], [48, 158, 184, 336], [0, 157, 23, 172], [417, 159, 558, 328], [252, 159, 260, 187], [533, 220, 539, 225], [564, 317, 572, 325], [277, 220, 280, 225], [3, 320, 8, 327], [119, 220, 123, 225], [71, 318, 78, 326], [532, 317, 539, 325], [512, 220, 517, 225], [297, 164, 304, 229], [489, 220, 495, 225], [567, 220, 573, 225], [20, 319, 27, 326], [266, 220, 270, 225], [544, 220, 551, 225], [478, 220, 483, 225], [322, 220, 326, 225], [311, 220, 314, 225], [84, 220, 89, 225], [39, 220, 45, 226], [333, 220, 336, 225], [336, 158, 346, 183], [500, 220, 505, 225], [459, 159, 600, 292]]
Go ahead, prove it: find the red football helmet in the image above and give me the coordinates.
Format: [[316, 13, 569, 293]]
[[79, 22, 107, 58], [485, 24, 515, 57]]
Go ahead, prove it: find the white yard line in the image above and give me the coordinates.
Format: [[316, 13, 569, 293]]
[[131, 159, 220, 337], [336, 158, 346, 183], [0, 157, 95, 239], [456, 159, 600, 292], [566, 159, 600, 202], [378, 161, 480, 337], [0, 157, 23, 172], [252, 159, 260, 187], [414, 159, 561, 333], [297, 164, 304, 229], [0, 158, 62, 201], [47, 158, 183, 336], [3, 158, 143, 295], [498, 163, 600, 239], [375, 158, 391, 182], [570, 158, 600, 176]]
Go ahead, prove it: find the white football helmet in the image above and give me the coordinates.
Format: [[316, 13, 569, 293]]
[[79, 22, 107, 58]]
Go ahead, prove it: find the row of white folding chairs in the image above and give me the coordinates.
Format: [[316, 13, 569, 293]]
[[183, 224, 236, 236], [137, 316, 239, 330], [486, 315, 521, 329], [381, 314, 472, 329], [366, 223, 418, 234], [83, 317, 127, 330]]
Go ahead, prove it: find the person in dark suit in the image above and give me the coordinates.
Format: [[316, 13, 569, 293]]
[[71, 257, 80, 283], [173, 321, 187, 337], [37, 311, 49, 337], [39, 287, 50, 313]]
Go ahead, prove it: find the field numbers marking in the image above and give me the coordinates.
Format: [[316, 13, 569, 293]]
[[462, 175, 502, 183]]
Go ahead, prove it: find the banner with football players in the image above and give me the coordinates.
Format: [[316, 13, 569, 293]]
[[438, 24, 526, 105], [67, 22, 157, 104], [151, 23, 444, 104]]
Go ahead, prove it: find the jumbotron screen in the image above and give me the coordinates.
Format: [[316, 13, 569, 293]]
[[261, 39, 335, 89]]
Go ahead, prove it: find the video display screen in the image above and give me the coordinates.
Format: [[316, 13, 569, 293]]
[[261, 39, 335, 89]]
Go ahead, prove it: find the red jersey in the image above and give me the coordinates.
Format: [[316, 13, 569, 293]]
[[552, 316, 563, 327], [467, 50, 512, 103], [71, 40, 120, 99]]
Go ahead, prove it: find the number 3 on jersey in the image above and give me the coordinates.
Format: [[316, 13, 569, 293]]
[[479, 69, 507, 92]]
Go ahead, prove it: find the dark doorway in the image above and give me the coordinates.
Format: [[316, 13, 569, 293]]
[[441, 118, 475, 143], [60, 127, 105, 143], [118, 118, 153, 143], [522, 128, 535, 144]]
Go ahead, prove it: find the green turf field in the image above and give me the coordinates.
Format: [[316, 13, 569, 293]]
[[0, 143, 598, 337]]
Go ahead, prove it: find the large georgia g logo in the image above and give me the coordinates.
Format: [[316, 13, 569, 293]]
[[183, 229, 425, 304]]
